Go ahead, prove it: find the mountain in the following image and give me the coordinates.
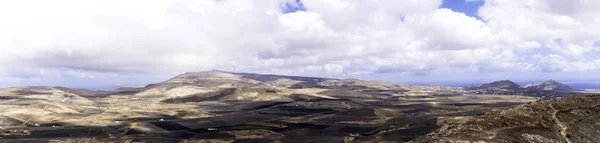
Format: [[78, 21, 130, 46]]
[[467, 80, 521, 91], [413, 94, 600, 143], [524, 80, 581, 92]]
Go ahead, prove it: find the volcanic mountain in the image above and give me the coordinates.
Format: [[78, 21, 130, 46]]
[[524, 80, 581, 92], [465, 80, 583, 96], [467, 80, 522, 91]]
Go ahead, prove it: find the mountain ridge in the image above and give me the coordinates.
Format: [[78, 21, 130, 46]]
[[0, 71, 585, 98]]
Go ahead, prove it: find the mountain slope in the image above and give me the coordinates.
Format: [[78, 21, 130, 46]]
[[413, 94, 600, 143], [0, 86, 97, 124]]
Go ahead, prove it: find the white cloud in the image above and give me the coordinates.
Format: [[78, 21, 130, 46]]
[[0, 0, 599, 88], [478, 0, 600, 70]]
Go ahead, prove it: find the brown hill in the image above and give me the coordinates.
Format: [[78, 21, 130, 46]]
[[413, 94, 600, 143]]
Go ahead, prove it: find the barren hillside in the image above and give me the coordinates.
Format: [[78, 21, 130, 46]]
[[414, 94, 600, 143]]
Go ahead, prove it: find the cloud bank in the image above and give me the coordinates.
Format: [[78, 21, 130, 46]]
[[0, 0, 599, 89]]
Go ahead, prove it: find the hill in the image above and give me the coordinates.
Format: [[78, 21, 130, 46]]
[[467, 80, 521, 91], [524, 80, 581, 92], [413, 94, 600, 143], [465, 80, 583, 97]]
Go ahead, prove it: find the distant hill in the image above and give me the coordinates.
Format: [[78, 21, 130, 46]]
[[465, 80, 583, 95], [467, 80, 521, 91], [524, 80, 581, 92]]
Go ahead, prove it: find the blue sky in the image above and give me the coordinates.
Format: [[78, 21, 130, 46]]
[[282, 0, 485, 18], [281, 0, 306, 13], [440, 0, 484, 18]]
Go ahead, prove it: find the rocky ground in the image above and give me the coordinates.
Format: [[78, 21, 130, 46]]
[[413, 94, 600, 143]]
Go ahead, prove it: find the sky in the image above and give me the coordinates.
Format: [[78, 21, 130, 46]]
[[1, 0, 600, 90]]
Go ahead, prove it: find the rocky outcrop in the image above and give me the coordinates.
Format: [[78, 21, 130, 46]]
[[413, 94, 600, 143]]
